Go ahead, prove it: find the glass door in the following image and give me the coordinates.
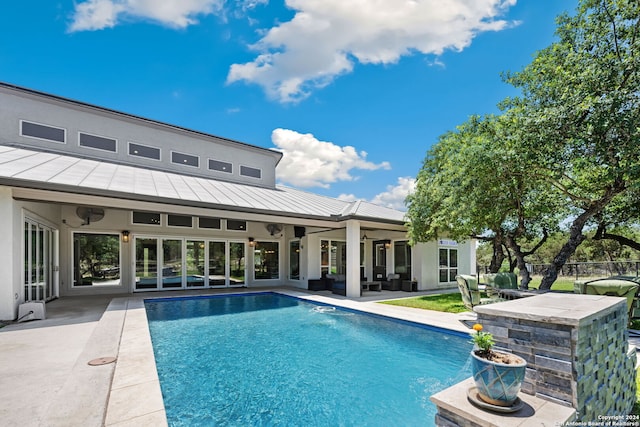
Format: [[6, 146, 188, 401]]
[[186, 240, 205, 288], [135, 237, 158, 290], [208, 241, 226, 287], [373, 241, 387, 280], [24, 219, 57, 301], [162, 239, 183, 289], [229, 241, 246, 287]]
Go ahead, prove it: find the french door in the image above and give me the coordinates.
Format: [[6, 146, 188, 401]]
[[24, 218, 58, 301], [373, 240, 387, 280], [135, 236, 246, 291]]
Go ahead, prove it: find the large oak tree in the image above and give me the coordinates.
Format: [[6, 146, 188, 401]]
[[504, 0, 640, 288], [407, 0, 640, 289]]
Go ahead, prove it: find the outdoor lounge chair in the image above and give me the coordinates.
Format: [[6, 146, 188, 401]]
[[582, 278, 639, 318], [482, 272, 518, 297], [456, 275, 504, 311]]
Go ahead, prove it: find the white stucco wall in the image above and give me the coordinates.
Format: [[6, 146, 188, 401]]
[[0, 86, 281, 188], [0, 187, 16, 320], [412, 239, 476, 290]]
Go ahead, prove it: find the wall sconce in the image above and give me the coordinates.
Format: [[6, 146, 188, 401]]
[[384, 240, 392, 249], [362, 233, 368, 241], [122, 230, 130, 243], [248, 237, 256, 247]]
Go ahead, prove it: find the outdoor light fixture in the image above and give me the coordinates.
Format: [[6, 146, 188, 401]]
[[122, 230, 130, 243], [385, 240, 392, 249], [362, 233, 368, 241], [248, 237, 256, 247]]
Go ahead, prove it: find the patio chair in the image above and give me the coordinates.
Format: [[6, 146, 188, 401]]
[[583, 278, 639, 317], [381, 274, 402, 291], [482, 272, 518, 297], [456, 275, 504, 311]]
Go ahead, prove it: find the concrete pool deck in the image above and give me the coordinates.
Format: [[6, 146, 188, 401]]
[[0, 287, 474, 426], [2, 288, 634, 426]]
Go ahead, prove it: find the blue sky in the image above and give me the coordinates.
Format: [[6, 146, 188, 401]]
[[0, 0, 573, 209]]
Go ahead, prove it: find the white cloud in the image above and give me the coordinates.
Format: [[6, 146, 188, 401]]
[[337, 193, 358, 202], [370, 176, 416, 210], [68, 0, 224, 31], [237, 0, 269, 11], [228, 0, 518, 103], [273, 128, 390, 188]]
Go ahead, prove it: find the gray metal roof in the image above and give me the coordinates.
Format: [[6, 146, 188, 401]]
[[0, 145, 406, 224]]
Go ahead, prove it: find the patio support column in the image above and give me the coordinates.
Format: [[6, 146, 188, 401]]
[[0, 187, 15, 320], [345, 220, 361, 298]]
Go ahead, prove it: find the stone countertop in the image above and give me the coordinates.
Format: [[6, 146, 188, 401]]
[[474, 292, 626, 326], [431, 377, 576, 427]]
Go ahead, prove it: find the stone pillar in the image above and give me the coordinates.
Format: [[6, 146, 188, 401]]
[[475, 293, 636, 421]]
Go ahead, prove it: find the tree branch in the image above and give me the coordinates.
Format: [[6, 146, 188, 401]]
[[593, 223, 640, 251]]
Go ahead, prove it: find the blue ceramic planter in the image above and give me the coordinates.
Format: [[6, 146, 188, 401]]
[[471, 350, 527, 407]]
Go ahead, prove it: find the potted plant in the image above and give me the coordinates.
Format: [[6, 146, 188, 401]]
[[470, 323, 527, 408]]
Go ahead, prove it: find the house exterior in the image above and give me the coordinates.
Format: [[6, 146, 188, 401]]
[[0, 82, 476, 320]]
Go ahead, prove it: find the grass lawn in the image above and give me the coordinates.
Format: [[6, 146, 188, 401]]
[[380, 276, 575, 313], [379, 292, 468, 313]]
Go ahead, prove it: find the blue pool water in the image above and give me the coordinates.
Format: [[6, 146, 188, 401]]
[[145, 293, 472, 426]]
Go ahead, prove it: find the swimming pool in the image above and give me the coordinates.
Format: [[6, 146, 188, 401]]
[[145, 293, 471, 426]]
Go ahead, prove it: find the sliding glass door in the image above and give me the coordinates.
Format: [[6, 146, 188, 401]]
[[135, 238, 158, 289], [135, 237, 246, 291], [162, 239, 182, 289]]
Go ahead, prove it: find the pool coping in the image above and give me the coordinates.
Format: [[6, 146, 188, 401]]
[[103, 288, 476, 426]]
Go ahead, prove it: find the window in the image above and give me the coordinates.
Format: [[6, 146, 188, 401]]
[[320, 239, 346, 277], [240, 165, 261, 179], [209, 159, 233, 173], [167, 214, 192, 228], [20, 120, 65, 143], [439, 247, 458, 283], [226, 220, 246, 231], [198, 217, 221, 229], [129, 142, 160, 160], [290, 241, 300, 280], [132, 211, 161, 225], [171, 151, 199, 167], [73, 233, 120, 287], [79, 132, 117, 152], [254, 241, 279, 280]]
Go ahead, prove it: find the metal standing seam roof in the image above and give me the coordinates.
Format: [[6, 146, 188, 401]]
[[0, 145, 407, 223]]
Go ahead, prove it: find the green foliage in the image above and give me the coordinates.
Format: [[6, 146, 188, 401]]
[[470, 324, 495, 353], [408, 0, 640, 288]]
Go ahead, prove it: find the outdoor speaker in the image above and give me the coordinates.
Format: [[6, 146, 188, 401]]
[[294, 226, 306, 238]]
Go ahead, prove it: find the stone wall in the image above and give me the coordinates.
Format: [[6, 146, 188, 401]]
[[475, 293, 636, 421]]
